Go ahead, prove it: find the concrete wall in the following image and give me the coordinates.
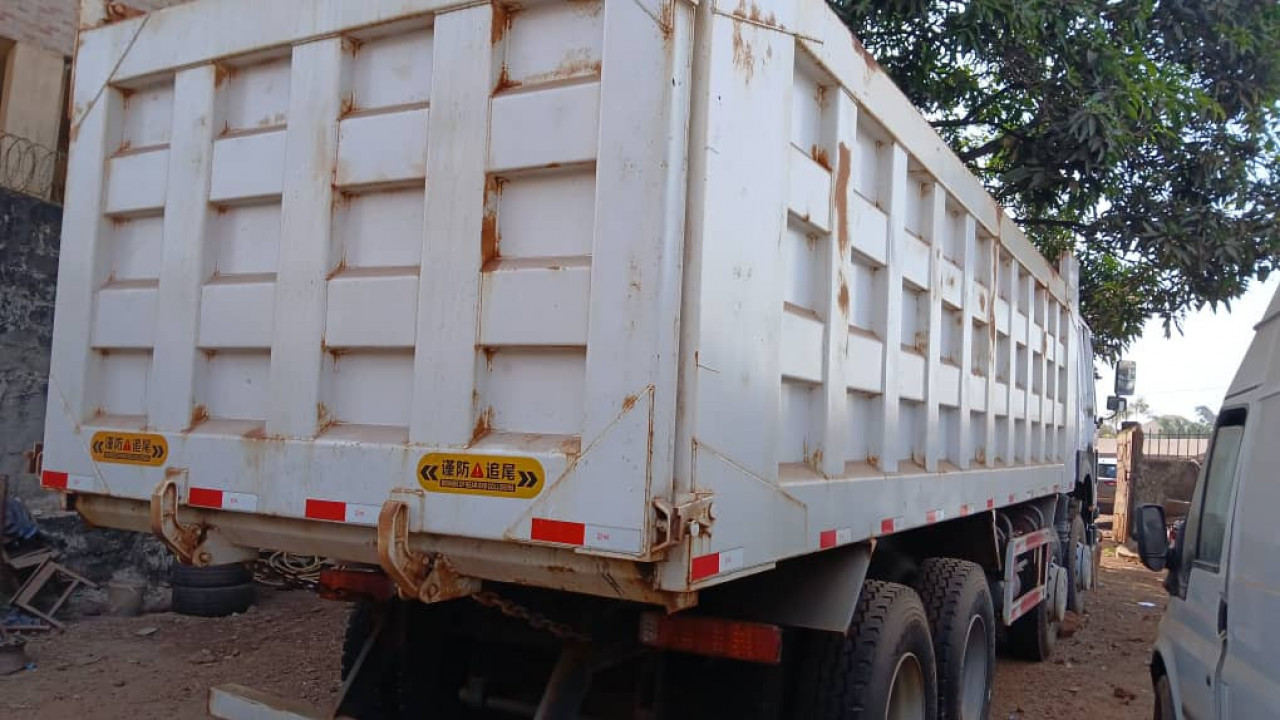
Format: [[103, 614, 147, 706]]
[[0, 41, 66, 152], [0, 0, 192, 57], [0, 187, 60, 511], [1144, 456, 1200, 518]]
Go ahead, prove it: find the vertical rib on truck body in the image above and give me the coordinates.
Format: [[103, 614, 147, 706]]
[[45, 0, 1091, 605]]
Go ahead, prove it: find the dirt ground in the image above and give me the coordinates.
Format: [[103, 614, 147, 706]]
[[992, 545, 1168, 719], [2, 544, 1167, 719]]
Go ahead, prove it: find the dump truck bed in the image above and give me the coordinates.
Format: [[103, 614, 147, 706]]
[[43, 0, 1091, 605]]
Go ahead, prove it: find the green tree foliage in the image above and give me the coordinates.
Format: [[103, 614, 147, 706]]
[[1194, 404, 1217, 427], [1152, 414, 1211, 433], [830, 0, 1280, 360]]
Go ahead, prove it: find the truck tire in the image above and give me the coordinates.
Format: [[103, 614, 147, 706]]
[[792, 580, 938, 720], [396, 600, 471, 718], [340, 601, 402, 720], [170, 562, 252, 588], [915, 559, 995, 720], [172, 582, 255, 617], [1066, 514, 1087, 613], [1007, 536, 1060, 661]]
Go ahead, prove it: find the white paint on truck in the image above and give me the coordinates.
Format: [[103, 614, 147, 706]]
[[45, 0, 1093, 603]]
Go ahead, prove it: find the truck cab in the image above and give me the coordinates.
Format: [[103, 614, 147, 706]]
[[1135, 285, 1280, 720]]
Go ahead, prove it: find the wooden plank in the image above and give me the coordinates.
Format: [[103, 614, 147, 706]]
[[410, 5, 494, 445], [149, 65, 218, 431], [267, 39, 347, 438]]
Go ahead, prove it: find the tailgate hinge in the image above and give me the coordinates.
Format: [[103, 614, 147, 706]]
[[376, 500, 480, 604], [651, 492, 716, 555], [150, 478, 256, 566]]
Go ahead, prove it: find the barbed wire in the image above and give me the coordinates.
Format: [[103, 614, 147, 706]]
[[0, 132, 64, 203]]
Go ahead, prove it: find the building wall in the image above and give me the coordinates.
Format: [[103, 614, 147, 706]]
[[0, 186, 61, 511], [0, 0, 191, 57]]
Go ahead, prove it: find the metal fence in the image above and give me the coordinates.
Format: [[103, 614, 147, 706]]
[[0, 132, 65, 203], [1144, 433, 1211, 459]]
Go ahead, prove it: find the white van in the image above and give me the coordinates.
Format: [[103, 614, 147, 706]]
[[1135, 284, 1280, 720]]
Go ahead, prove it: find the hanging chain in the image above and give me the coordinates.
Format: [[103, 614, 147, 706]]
[[470, 590, 590, 643]]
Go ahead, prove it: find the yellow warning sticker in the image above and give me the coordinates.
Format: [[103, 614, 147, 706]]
[[417, 453, 545, 499], [90, 431, 168, 467]]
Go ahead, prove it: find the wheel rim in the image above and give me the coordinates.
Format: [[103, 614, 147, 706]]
[[959, 614, 991, 720], [887, 652, 927, 720]]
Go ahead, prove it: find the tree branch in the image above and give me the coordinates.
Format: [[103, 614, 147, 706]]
[[958, 136, 1007, 163], [1019, 217, 1098, 233]]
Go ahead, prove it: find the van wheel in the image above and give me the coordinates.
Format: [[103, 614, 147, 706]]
[[1154, 674, 1175, 720], [915, 559, 995, 720], [791, 580, 938, 719]]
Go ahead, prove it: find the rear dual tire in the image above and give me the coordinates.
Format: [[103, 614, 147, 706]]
[[793, 580, 939, 720], [915, 559, 995, 720]]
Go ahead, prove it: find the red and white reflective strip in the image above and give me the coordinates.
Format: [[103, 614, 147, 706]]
[[1008, 527, 1054, 557], [877, 517, 902, 536], [820, 527, 853, 550], [1008, 493, 1017, 504], [691, 547, 744, 582], [188, 487, 258, 513], [1008, 585, 1047, 624], [530, 518, 642, 554], [986, 498, 996, 510], [958, 504, 971, 517], [305, 499, 378, 525], [925, 509, 945, 524], [40, 470, 95, 492]]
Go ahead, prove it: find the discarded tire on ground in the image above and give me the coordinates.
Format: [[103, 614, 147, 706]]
[[170, 562, 253, 588], [171, 582, 255, 617]]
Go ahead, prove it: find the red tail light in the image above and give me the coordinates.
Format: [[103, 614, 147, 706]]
[[638, 612, 782, 664]]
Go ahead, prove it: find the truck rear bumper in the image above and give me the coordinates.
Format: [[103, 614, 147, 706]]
[[74, 494, 689, 609]]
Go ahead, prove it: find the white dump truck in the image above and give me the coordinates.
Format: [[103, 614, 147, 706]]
[[42, 0, 1107, 716]]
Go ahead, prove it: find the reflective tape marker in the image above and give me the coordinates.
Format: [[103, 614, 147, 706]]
[[530, 518, 641, 553], [40, 470, 94, 492], [926, 509, 945, 524], [878, 517, 901, 535], [820, 528, 853, 550], [691, 548, 744, 582], [531, 518, 585, 546], [188, 487, 258, 513], [305, 499, 378, 525]]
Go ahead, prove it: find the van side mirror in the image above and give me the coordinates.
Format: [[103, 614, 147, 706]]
[[1106, 396, 1127, 413], [1135, 504, 1168, 572]]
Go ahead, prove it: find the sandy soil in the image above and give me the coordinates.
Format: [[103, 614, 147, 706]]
[[2, 544, 1168, 719]]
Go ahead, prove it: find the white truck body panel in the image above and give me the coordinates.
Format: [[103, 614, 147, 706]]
[[45, 0, 1088, 600]]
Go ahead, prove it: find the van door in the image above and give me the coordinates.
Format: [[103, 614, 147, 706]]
[[1165, 408, 1248, 720], [1217, 394, 1279, 718]]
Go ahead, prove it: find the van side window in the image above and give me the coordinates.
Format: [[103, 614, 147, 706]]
[[1193, 409, 1248, 569]]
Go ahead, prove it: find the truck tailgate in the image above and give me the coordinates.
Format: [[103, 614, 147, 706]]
[[44, 0, 689, 559]]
